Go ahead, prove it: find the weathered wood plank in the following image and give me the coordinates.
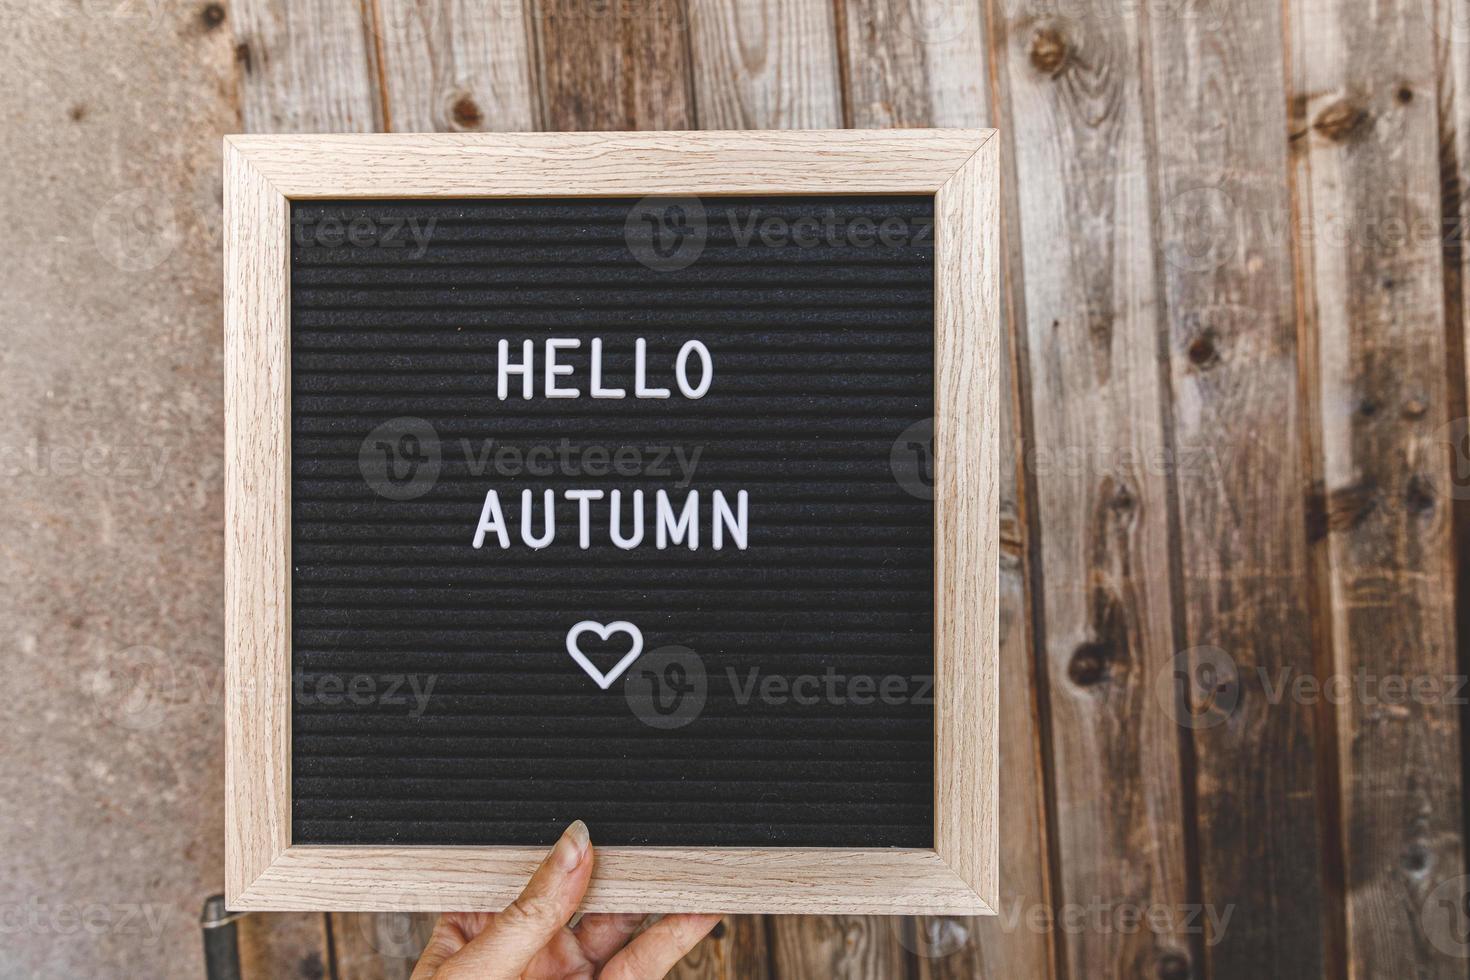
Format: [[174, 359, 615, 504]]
[[371, 0, 536, 132], [1146, 0, 1331, 976], [667, 915, 771, 980], [769, 915, 909, 979], [839, 0, 986, 129], [531, 0, 694, 131], [232, 0, 383, 132], [839, 2, 1054, 977], [236, 913, 333, 980], [686, 0, 843, 128], [329, 910, 435, 980], [990, 6, 1194, 977], [1290, 0, 1466, 975]]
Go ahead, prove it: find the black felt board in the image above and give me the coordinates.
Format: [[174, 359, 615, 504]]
[[290, 196, 935, 847]]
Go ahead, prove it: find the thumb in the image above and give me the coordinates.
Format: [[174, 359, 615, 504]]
[[436, 820, 593, 979]]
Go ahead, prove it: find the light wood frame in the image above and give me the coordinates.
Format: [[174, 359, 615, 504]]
[[224, 130, 999, 915]]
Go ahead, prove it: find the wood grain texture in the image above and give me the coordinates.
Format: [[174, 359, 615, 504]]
[[839, 0, 987, 129], [667, 915, 772, 980], [232, 0, 384, 131], [933, 136, 1000, 910], [234, 847, 992, 914], [1147, 0, 1330, 976], [993, 6, 1194, 977], [687, 0, 843, 128], [371, 0, 537, 132], [224, 139, 292, 907], [225, 129, 995, 197], [770, 915, 910, 979], [531, 0, 694, 130], [1290, 0, 1467, 975], [236, 913, 333, 980], [839, 5, 1056, 975]]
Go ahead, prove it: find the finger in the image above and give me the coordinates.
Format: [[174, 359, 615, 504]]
[[600, 914, 722, 980], [410, 914, 475, 980], [435, 821, 594, 980], [572, 912, 647, 966]]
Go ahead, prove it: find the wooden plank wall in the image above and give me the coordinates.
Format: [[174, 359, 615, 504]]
[[225, 0, 1470, 977]]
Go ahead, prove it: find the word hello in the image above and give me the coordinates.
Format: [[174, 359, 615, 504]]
[[472, 489, 749, 552], [494, 338, 713, 399]]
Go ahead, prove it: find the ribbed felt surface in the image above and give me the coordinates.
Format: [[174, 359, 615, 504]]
[[290, 197, 935, 847]]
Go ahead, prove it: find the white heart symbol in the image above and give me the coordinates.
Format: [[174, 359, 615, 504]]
[[565, 621, 644, 691]]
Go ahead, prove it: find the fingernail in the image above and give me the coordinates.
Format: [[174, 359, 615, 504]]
[[552, 820, 589, 871]]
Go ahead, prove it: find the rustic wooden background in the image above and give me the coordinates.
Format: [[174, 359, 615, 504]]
[[3, 0, 1467, 976]]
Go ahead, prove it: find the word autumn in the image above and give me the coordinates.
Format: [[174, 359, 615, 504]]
[[472, 489, 749, 552]]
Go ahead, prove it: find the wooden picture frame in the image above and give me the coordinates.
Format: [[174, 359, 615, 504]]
[[224, 129, 1000, 915]]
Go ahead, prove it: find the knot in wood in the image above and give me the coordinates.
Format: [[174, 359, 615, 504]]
[[1312, 99, 1366, 141], [1029, 28, 1067, 76]]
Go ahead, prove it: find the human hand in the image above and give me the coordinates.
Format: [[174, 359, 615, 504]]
[[410, 820, 721, 979]]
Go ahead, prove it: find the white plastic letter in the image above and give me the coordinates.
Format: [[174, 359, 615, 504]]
[[712, 489, 748, 551], [498, 339, 534, 400], [634, 338, 671, 399], [610, 489, 644, 549], [520, 489, 555, 549], [545, 338, 581, 398], [472, 490, 510, 549], [564, 489, 605, 549], [675, 340, 713, 399], [590, 338, 625, 398], [656, 489, 699, 550]]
